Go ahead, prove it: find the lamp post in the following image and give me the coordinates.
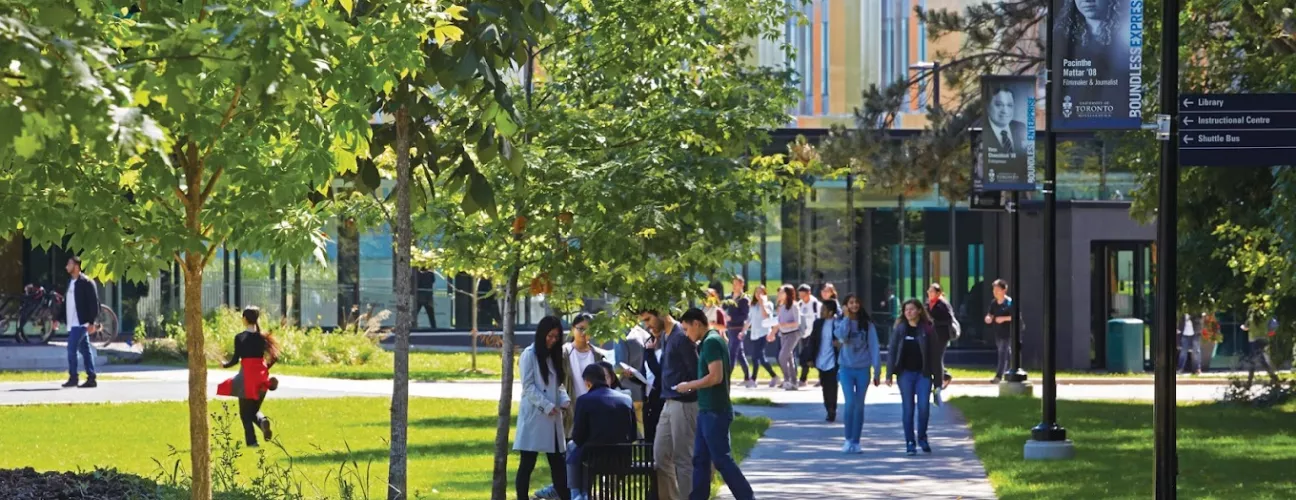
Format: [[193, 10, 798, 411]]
[[909, 61, 956, 307], [1023, 0, 1073, 461]]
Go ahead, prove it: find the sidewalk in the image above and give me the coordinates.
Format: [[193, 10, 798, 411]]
[[717, 396, 996, 499]]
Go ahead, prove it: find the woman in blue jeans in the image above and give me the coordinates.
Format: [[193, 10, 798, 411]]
[[886, 299, 937, 456], [833, 294, 881, 453]]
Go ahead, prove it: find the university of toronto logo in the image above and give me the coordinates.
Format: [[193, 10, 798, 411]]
[[1062, 96, 1073, 118]]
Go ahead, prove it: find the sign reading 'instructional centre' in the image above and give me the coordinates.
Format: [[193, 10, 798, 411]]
[[1051, 0, 1144, 130], [1178, 93, 1296, 167]]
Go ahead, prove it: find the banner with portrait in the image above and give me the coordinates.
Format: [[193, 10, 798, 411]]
[[1052, 0, 1144, 130], [977, 75, 1037, 192]]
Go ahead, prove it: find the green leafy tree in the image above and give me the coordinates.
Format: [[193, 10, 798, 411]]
[[390, 0, 814, 496], [329, 1, 545, 497], [1, 2, 367, 498]]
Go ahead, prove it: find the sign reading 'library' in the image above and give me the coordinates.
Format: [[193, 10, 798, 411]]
[[1178, 94, 1296, 167]]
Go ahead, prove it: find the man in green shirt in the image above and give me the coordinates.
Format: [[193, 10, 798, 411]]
[[674, 307, 753, 500]]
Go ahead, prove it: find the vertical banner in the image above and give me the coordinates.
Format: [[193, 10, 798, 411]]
[[979, 75, 1038, 192], [1052, 0, 1145, 130]]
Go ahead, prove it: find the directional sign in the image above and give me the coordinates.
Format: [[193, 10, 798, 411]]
[[1178, 93, 1296, 167]]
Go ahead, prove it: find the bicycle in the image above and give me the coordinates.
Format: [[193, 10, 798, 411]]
[[0, 285, 119, 346]]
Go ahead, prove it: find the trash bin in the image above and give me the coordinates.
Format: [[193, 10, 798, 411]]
[[1106, 319, 1145, 373]]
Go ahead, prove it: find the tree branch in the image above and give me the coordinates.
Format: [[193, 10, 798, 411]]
[[197, 85, 243, 205]]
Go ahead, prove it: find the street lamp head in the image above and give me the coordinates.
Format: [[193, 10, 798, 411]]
[[909, 61, 937, 71]]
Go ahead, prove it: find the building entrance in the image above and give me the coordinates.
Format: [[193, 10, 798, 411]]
[[1089, 241, 1155, 369]]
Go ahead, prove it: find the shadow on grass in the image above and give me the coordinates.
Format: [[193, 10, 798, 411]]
[[951, 397, 1296, 500], [296, 440, 496, 464], [358, 414, 516, 429]]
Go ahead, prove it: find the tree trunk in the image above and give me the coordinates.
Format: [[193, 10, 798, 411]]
[[472, 275, 481, 372], [182, 254, 211, 500], [490, 269, 520, 500], [387, 108, 414, 500]]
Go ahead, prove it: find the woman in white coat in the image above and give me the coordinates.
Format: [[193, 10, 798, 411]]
[[514, 315, 572, 500]]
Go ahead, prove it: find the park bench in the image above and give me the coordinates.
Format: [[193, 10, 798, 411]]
[[581, 442, 657, 500]]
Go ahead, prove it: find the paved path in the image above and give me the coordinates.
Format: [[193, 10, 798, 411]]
[[0, 365, 1234, 406], [716, 394, 996, 500]]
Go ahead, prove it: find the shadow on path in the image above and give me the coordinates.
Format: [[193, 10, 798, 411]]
[[717, 398, 996, 499]]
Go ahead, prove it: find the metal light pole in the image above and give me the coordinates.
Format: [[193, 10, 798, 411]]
[[1155, 0, 1182, 496], [910, 61, 955, 305], [1007, 191, 1025, 382], [1024, 0, 1072, 460]]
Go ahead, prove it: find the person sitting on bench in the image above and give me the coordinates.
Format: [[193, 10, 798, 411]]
[[568, 364, 638, 500]]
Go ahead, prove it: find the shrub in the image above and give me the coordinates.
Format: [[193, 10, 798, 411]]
[[141, 308, 384, 367]]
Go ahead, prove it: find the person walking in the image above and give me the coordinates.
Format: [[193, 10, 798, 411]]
[[926, 284, 960, 404], [746, 285, 779, 388], [806, 299, 840, 421], [985, 279, 1016, 384], [645, 307, 698, 500], [1177, 311, 1204, 375], [886, 299, 938, 456], [216, 306, 281, 447], [795, 284, 822, 387], [723, 276, 753, 388], [773, 285, 802, 391], [673, 308, 755, 500], [834, 294, 880, 453], [515, 316, 572, 500], [61, 256, 101, 389]]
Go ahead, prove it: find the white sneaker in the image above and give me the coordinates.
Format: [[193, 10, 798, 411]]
[[852, 442, 864, 454], [769, 376, 781, 389], [841, 441, 852, 453]]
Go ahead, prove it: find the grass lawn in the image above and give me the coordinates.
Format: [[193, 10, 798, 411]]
[[147, 351, 504, 382], [950, 396, 1296, 499], [0, 371, 122, 382], [268, 351, 504, 382], [0, 397, 769, 499]]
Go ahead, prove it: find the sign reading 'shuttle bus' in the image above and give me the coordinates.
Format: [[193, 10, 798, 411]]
[[1051, 0, 1144, 130]]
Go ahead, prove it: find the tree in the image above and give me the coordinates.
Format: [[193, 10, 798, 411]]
[[330, 1, 546, 498], [412, 238, 503, 374], [2, 2, 364, 498]]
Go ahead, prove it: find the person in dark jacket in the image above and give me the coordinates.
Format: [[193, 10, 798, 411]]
[[567, 364, 637, 500], [805, 300, 840, 421], [926, 284, 960, 403], [886, 299, 938, 456], [62, 256, 101, 389], [723, 276, 753, 388], [985, 279, 1016, 383]]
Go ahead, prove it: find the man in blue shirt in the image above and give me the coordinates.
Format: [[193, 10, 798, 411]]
[[643, 308, 698, 500]]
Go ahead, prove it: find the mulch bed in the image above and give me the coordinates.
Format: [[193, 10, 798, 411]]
[[0, 468, 166, 499]]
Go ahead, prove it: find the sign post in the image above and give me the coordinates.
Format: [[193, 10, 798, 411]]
[[1178, 93, 1296, 166]]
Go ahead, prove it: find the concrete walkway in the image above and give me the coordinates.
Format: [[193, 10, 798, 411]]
[[715, 390, 996, 500], [0, 364, 1235, 406]]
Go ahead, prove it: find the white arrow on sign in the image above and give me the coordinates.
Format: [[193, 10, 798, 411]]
[[1182, 135, 1195, 144], [1182, 116, 1194, 126], [1183, 98, 1193, 108]]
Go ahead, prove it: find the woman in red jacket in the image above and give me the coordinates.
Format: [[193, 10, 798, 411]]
[[216, 306, 280, 447]]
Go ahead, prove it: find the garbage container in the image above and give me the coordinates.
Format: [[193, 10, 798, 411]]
[[1106, 319, 1145, 373]]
